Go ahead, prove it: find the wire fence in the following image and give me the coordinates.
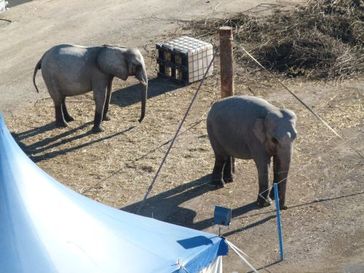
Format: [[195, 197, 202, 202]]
[[136, 51, 218, 213], [81, 38, 364, 212], [134, 40, 363, 212]]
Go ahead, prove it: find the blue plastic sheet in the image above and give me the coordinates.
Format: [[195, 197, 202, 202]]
[[0, 114, 227, 273]]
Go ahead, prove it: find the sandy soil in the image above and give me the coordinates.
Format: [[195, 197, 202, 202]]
[[1, 1, 364, 273], [0, 0, 304, 112]]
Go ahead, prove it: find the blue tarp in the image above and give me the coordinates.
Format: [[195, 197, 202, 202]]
[[0, 114, 227, 273]]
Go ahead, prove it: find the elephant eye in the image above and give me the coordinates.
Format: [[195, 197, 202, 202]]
[[271, 137, 278, 144]]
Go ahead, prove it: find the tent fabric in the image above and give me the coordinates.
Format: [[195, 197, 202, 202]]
[[200, 256, 222, 273], [0, 114, 228, 273]]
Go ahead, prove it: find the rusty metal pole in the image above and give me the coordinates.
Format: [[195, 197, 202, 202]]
[[219, 26, 234, 98]]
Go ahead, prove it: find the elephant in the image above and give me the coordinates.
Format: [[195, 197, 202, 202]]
[[33, 44, 148, 132], [206, 95, 297, 209]]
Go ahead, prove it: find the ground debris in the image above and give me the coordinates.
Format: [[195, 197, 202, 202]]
[[188, 0, 364, 79]]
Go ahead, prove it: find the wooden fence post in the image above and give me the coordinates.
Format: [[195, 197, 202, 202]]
[[219, 26, 234, 98]]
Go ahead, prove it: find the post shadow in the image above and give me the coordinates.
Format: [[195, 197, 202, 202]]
[[246, 260, 281, 273], [110, 77, 182, 108]]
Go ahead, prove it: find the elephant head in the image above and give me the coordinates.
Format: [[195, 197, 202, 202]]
[[253, 108, 297, 208], [97, 46, 148, 122]]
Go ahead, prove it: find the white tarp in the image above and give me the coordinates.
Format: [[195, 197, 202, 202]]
[[0, 113, 228, 273]]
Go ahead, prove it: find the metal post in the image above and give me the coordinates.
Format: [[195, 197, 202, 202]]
[[274, 183, 284, 261], [219, 26, 234, 98]]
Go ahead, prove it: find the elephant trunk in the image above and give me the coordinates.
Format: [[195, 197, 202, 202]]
[[273, 146, 292, 209], [136, 66, 148, 122], [138, 82, 148, 122]]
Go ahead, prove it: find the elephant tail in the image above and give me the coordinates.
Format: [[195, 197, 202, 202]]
[[33, 59, 42, 93]]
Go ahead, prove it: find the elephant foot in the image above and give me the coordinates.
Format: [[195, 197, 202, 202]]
[[55, 120, 68, 128], [279, 199, 287, 210], [269, 190, 287, 210], [91, 126, 104, 133], [213, 182, 225, 189], [64, 115, 74, 122], [211, 176, 225, 189], [256, 196, 272, 208], [223, 175, 234, 183], [103, 115, 111, 121]]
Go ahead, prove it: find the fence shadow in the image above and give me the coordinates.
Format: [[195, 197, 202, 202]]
[[123, 180, 364, 233], [221, 190, 364, 237]]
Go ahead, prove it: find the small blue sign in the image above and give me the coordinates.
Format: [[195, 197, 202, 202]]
[[214, 206, 232, 226]]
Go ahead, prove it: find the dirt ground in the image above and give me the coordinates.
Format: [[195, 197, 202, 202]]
[[2, 1, 364, 273]]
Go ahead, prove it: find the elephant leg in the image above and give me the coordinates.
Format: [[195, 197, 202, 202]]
[[211, 154, 226, 188], [278, 178, 287, 210], [47, 84, 67, 127], [62, 98, 74, 122], [54, 102, 68, 127], [51, 95, 68, 128], [255, 157, 271, 208], [223, 156, 234, 183], [103, 79, 113, 121], [92, 82, 107, 133]]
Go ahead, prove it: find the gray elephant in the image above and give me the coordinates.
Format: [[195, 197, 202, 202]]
[[207, 95, 297, 209], [33, 44, 148, 132]]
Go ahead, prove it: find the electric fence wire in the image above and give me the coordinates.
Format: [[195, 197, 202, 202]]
[[136, 50, 218, 214]]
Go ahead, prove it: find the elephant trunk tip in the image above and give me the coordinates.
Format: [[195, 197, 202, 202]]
[[138, 101, 146, 122]]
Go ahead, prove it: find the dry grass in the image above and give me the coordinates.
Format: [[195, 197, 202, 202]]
[[188, 0, 364, 79], [7, 74, 364, 272]]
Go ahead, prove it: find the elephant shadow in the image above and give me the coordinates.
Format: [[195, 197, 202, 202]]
[[111, 77, 182, 108], [12, 77, 180, 162], [7, 0, 32, 8], [12, 123, 135, 163], [122, 175, 215, 228], [13, 122, 61, 142], [122, 175, 263, 231]]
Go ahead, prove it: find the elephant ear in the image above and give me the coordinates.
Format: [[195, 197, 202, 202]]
[[253, 118, 266, 143], [97, 47, 128, 80]]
